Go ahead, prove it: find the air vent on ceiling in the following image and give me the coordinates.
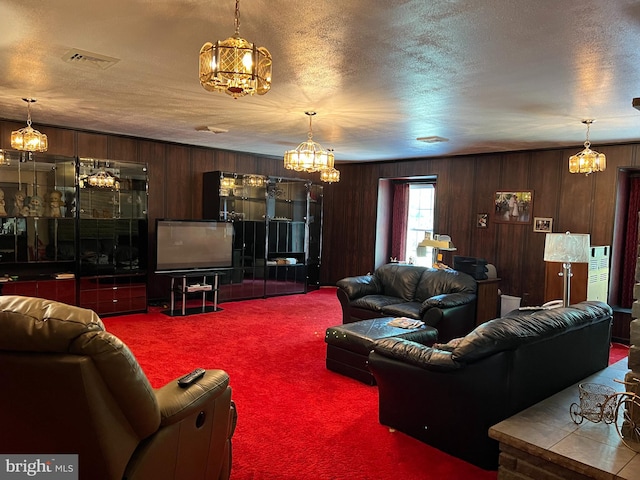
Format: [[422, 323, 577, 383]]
[[196, 126, 229, 134], [416, 136, 449, 143], [62, 49, 120, 70]]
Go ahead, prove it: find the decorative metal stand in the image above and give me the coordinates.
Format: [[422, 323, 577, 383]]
[[570, 379, 640, 452]]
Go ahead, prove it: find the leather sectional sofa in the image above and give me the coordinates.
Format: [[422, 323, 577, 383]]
[[336, 263, 478, 342], [368, 301, 613, 469]]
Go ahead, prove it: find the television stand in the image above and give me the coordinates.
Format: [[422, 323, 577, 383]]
[[163, 270, 224, 316]]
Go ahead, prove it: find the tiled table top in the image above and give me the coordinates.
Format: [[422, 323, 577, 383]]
[[489, 358, 640, 479]]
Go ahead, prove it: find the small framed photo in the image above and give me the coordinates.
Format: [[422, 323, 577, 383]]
[[477, 213, 488, 228], [533, 217, 553, 233], [494, 190, 533, 224]]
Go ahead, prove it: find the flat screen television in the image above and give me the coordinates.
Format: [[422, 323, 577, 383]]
[[155, 219, 234, 272]]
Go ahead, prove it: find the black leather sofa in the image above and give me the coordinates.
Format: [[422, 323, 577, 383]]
[[336, 263, 477, 342], [368, 301, 613, 469]]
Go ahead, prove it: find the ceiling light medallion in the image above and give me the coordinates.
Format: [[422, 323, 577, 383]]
[[199, 0, 272, 99], [11, 98, 48, 152], [284, 112, 336, 173], [568, 119, 606, 175]]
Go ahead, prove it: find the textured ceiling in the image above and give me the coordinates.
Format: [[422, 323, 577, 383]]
[[1, 0, 640, 164]]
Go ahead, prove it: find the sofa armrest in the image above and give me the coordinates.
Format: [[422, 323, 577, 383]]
[[372, 337, 461, 371], [155, 369, 230, 427], [420, 292, 476, 314], [336, 274, 381, 300]]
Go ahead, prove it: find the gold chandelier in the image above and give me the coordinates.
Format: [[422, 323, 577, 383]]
[[79, 161, 120, 190], [568, 119, 606, 175], [199, 0, 272, 99], [284, 112, 336, 173], [320, 167, 340, 184], [11, 98, 48, 152]]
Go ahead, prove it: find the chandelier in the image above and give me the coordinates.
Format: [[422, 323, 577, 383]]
[[244, 174, 265, 187], [284, 112, 336, 173], [199, 0, 272, 99], [568, 119, 606, 175], [320, 167, 340, 184], [79, 162, 120, 190], [11, 98, 48, 152]]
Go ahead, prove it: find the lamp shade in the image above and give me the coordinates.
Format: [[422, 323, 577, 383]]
[[543, 232, 590, 263]]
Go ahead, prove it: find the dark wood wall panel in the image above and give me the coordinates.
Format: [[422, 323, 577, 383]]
[[108, 136, 138, 162], [2, 117, 638, 309], [41, 127, 75, 157], [591, 145, 631, 246], [77, 132, 108, 158], [139, 140, 167, 223], [322, 144, 639, 307]]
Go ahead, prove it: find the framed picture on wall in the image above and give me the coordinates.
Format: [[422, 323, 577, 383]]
[[477, 213, 488, 228], [493, 191, 533, 224], [533, 217, 553, 232]]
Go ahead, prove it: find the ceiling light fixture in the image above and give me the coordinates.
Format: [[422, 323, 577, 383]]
[[199, 0, 272, 99], [568, 119, 606, 175], [284, 112, 336, 173], [320, 167, 340, 184], [79, 161, 120, 190], [11, 98, 48, 152], [244, 174, 265, 187]]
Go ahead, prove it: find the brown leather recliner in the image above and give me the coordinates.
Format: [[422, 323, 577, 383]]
[[0, 295, 236, 480]]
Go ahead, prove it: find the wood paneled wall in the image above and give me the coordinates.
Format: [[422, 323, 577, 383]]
[[2, 118, 638, 306], [323, 144, 640, 307]]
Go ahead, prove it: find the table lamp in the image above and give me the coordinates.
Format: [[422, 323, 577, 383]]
[[416, 232, 456, 268], [543, 231, 591, 307]]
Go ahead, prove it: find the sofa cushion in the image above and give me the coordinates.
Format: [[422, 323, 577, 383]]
[[451, 301, 612, 364], [336, 274, 382, 300], [380, 301, 422, 319], [376, 264, 426, 301], [414, 268, 476, 302], [351, 295, 405, 313], [419, 292, 478, 315]]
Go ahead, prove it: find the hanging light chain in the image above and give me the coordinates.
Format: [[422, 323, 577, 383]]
[[234, 0, 241, 34], [584, 120, 592, 148]]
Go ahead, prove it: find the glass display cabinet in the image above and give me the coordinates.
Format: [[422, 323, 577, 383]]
[[203, 171, 322, 301], [0, 150, 76, 303], [77, 158, 148, 315], [265, 178, 308, 296]]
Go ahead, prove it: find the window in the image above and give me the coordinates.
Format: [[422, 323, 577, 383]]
[[405, 184, 435, 266]]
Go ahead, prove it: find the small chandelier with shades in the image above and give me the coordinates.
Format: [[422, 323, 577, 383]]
[[199, 0, 272, 99], [568, 119, 606, 175], [11, 98, 48, 152], [284, 112, 340, 183]]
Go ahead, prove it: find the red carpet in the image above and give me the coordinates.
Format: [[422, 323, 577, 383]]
[[103, 290, 627, 480]]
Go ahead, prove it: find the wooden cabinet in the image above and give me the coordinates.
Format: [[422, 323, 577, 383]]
[[79, 274, 146, 315], [544, 246, 610, 304], [1, 278, 75, 304], [476, 278, 501, 325]]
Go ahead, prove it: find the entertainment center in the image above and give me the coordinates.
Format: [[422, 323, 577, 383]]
[[202, 171, 323, 301], [0, 150, 148, 316], [155, 219, 234, 315]]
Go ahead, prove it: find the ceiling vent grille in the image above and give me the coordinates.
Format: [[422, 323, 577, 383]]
[[62, 49, 120, 70], [416, 136, 449, 144]]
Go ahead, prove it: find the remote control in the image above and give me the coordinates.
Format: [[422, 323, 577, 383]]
[[177, 368, 205, 388]]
